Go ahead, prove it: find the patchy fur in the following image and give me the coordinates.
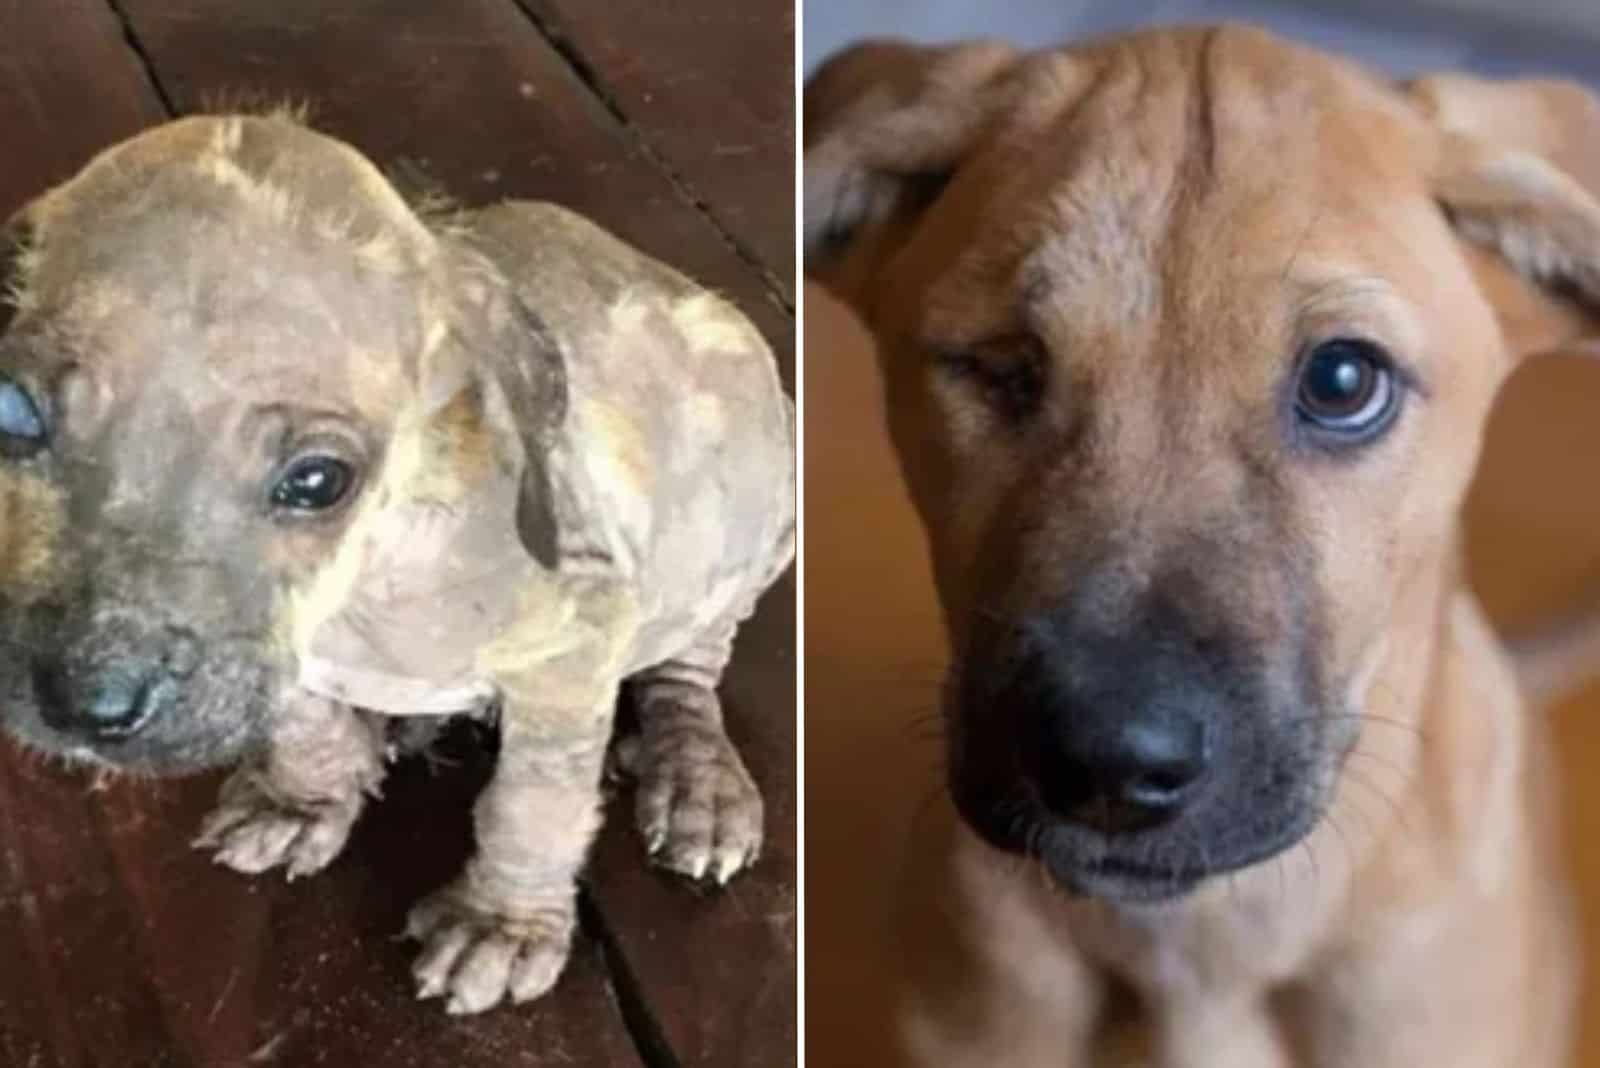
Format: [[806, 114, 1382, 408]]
[[0, 112, 793, 1015]]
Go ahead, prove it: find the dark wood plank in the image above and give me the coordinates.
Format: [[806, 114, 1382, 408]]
[[108, 1, 797, 1064], [0, 732, 642, 1068], [514, 0, 795, 297], [590, 574, 798, 1068], [0, 0, 168, 215]]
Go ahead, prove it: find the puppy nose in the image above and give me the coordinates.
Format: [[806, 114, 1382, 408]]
[[1037, 708, 1211, 833], [33, 659, 165, 739]]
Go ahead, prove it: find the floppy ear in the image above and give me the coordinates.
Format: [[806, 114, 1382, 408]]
[[475, 297, 570, 571], [1407, 74, 1600, 355], [803, 38, 1020, 293], [423, 260, 611, 575]]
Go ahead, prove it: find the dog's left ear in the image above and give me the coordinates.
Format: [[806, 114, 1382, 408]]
[[1408, 75, 1600, 347]]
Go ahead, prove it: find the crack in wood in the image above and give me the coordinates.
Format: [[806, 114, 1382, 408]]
[[99, 0, 179, 118], [578, 886, 684, 1068], [506, 0, 794, 318]]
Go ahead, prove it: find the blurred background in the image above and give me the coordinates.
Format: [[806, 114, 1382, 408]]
[[805, 2, 1600, 1065], [804, 0, 1600, 77]]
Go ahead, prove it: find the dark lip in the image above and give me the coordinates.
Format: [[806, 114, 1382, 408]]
[[953, 782, 1324, 904], [959, 802, 1206, 903], [1044, 855, 1204, 904]]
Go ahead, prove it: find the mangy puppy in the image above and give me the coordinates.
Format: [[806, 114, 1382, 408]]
[[0, 113, 794, 1014], [808, 24, 1600, 1067]]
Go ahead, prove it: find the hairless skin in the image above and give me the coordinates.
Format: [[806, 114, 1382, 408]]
[[0, 113, 794, 1015]]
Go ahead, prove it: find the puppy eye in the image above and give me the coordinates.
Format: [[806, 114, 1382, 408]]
[[1294, 339, 1398, 440], [270, 455, 356, 513], [935, 336, 1047, 422], [0, 374, 46, 457]]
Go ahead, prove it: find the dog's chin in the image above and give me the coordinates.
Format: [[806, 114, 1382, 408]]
[[955, 791, 1326, 905], [1040, 849, 1206, 903], [0, 695, 267, 777], [1, 716, 261, 776]]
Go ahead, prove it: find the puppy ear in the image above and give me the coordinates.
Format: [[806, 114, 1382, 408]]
[[1408, 75, 1600, 349], [475, 297, 570, 571], [804, 38, 1020, 290], [424, 264, 609, 575]]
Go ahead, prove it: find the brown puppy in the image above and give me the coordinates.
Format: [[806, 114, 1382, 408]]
[[0, 113, 794, 1014], [807, 24, 1598, 1066]]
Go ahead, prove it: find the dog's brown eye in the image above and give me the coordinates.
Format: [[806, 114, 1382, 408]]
[[1295, 339, 1396, 439], [271, 455, 355, 513], [936, 337, 1047, 422]]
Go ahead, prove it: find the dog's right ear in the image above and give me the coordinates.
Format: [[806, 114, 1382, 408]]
[[803, 38, 1020, 299]]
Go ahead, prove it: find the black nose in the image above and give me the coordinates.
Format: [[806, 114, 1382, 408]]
[[1036, 707, 1211, 832], [33, 659, 165, 739]]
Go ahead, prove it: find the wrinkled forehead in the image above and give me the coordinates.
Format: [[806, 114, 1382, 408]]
[[905, 28, 1441, 345], [15, 117, 437, 414]]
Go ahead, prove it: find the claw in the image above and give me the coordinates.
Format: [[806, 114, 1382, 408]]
[[405, 886, 575, 1014], [632, 725, 763, 887]]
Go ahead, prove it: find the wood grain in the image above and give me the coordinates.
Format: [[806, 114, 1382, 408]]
[[514, 0, 796, 295]]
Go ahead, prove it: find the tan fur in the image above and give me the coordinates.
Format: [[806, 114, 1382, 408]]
[[0, 472, 66, 599], [808, 23, 1597, 1066]]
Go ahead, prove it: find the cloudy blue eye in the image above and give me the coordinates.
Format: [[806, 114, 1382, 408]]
[[0, 375, 46, 455]]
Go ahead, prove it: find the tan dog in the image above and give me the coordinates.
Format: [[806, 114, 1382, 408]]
[[0, 113, 794, 1014], [807, 24, 1600, 1066]]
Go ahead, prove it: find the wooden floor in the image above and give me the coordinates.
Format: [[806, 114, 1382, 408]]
[[0, 2, 794, 1066], [805, 284, 1600, 1067]]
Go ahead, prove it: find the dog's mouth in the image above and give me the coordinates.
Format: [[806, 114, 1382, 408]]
[[954, 784, 1327, 903], [949, 714, 1335, 905], [0, 619, 277, 775], [944, 590, 1344, 904], [1, 676, 270, 774], [1043, 853, 1207, 904]]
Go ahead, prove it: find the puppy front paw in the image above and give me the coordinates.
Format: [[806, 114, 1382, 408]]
[[630, 724, 764, 885], [194, 768, 362, 880], [406, 884, 576, 1015]]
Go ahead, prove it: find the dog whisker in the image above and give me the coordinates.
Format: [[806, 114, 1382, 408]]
[[1281, 711, 1429, 742], [1298, 839, 1320, 903], [1341, 747, 1414, 785], [1334, 766, 1414, 845]]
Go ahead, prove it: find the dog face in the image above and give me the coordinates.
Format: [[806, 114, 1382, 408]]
[[0, 115, 566, 772], [807, 26, 1600, 900]]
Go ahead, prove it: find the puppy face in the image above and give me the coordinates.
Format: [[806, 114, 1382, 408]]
[[808, 27, 1600, 900], [0, 115, 480, 772]]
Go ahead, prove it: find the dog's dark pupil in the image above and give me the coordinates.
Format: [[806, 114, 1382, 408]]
[[274, 458, 350, 510], [1303, 347, 1373, 415], [984, 360, 1044, 421]]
